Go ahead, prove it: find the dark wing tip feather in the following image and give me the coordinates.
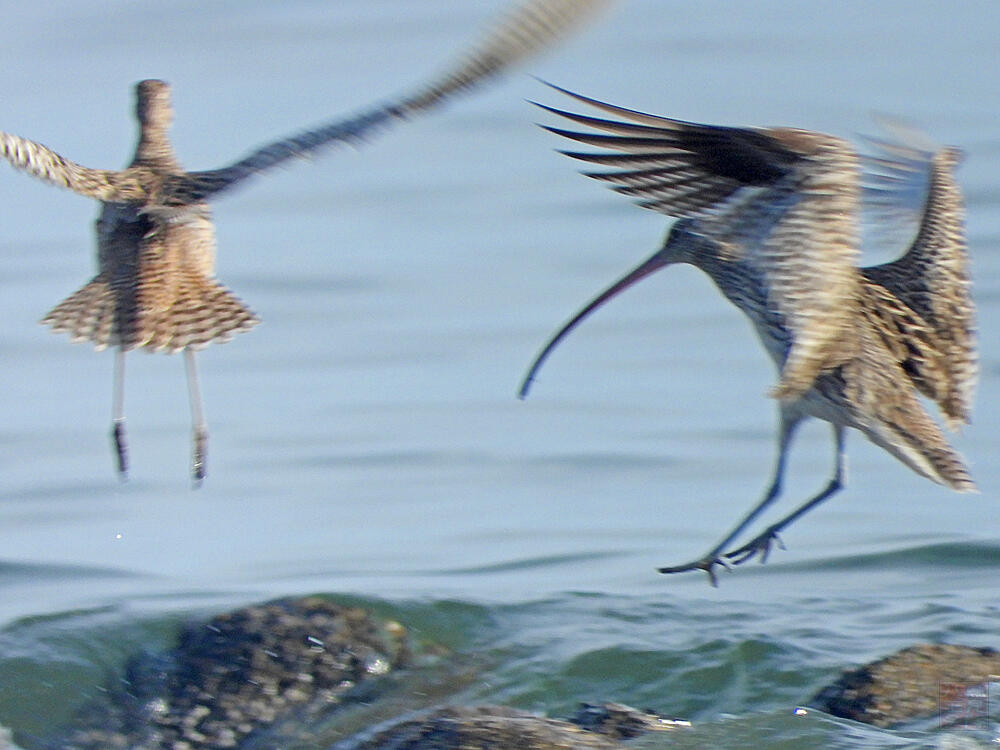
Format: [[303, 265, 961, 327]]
[[535, 80, 693, 129], [537, 79, 640, 115], [539, 125, 674, 152], [533, 101, 684, 138]]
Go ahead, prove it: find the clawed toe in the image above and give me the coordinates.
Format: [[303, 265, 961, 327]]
[[658, 556, 731, 587], [658, 526, 795, 585], [724, 530, 785, 566]]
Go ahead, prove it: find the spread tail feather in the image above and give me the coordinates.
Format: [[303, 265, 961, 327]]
[[141, 272, 260, 353], [42, 276, 118, 350], [42, 273, 259, 352]]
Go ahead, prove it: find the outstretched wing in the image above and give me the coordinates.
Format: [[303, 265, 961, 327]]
[[537, 85, 863, 400], [157, 0, 618, 208], [156, 107, 397, 208], [858, 118, 938, 247], [0, 131, 138, 201], [861, 132, 974, 428], [535, 84, 802, 218]]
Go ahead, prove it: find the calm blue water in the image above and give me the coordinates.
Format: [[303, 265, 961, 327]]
[[0, 1, 998, 747]]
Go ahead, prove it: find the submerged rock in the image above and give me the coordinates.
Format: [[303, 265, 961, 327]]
[[569, 701, 682, 739], [812, 643, 1000, 728], [39, 597, 686, 750], [336, 702, 680, 750], [55, 596, 409, 750]]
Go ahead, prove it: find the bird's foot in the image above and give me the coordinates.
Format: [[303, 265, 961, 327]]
[[724, 529, 785, 566], [191, 428, 207, 488], [658, 556, 731, 587], [112, 420, 129, 482]]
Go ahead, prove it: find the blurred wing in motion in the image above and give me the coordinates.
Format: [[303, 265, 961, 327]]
[[160, 0, 620, 207], [398, 0, 618, 116], [858, 117, 939, 255], [860, 131, 974, 428], [0, 131, 141, 201], [532, 84, 864, 401]]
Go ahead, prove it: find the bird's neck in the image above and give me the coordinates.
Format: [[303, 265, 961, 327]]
[[131, 123, 180, 169]]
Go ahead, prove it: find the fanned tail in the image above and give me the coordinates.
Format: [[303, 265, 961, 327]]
[[42, 273, 259, 352], [141, 272, 259, 353], [42, 275, 118, 350]]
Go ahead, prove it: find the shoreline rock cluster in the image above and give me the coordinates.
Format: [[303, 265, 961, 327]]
[[29, 596, 999, 749]]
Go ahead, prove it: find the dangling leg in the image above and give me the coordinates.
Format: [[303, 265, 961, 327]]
[[658, 409, 803, 586], [726, 423, 846, 565], [184, 348, 208, 486], [111, 347, 129, 480]]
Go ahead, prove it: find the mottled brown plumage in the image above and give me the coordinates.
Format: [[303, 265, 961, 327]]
[[519, 85, 976, 584], [0, 0, 618, 483]]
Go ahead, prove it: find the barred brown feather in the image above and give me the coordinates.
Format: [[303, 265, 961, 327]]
[[521, 86, 976, 581], [42, 276, 118, 349], [3, 2, 615, 480], [527, 86, 974, 489], [141, 273, 259, 354], [862, 148, 975, 428]]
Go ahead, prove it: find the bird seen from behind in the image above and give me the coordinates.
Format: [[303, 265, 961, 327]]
[[0, 0, 618, 484]]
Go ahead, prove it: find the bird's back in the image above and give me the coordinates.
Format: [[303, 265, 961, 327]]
[[44, 191, 257, 352]]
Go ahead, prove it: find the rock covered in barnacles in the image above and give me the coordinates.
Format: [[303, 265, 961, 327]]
[[336, 702, 681, 750], [812, 643, 1000, 728], [56, 596, 409, 750]]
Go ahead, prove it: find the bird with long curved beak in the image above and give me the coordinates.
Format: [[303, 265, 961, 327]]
[[520, 84, 976, 585]]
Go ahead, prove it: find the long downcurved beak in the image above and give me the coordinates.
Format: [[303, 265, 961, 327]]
[[518, 248, 671, 398]]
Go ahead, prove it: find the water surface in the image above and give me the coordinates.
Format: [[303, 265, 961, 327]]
[[0, 1, 998, 747]]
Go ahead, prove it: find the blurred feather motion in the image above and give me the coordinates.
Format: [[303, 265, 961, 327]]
[[0, 0, 618, 483], [519, 84, 976, 584]]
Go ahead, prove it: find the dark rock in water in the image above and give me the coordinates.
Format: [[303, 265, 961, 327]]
[[812, 643, 1000, 728], [336, 703, 679, 750], [56, 596, 409, 750], [41, 597, 685, 750], [568, 701, 679, 739]]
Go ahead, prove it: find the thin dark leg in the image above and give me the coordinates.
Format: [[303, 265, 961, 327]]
[[185, 349, 208, 487], [111, 348, 128, 480], [726, 424, 846, 565], [658, 410, 802, 586]]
